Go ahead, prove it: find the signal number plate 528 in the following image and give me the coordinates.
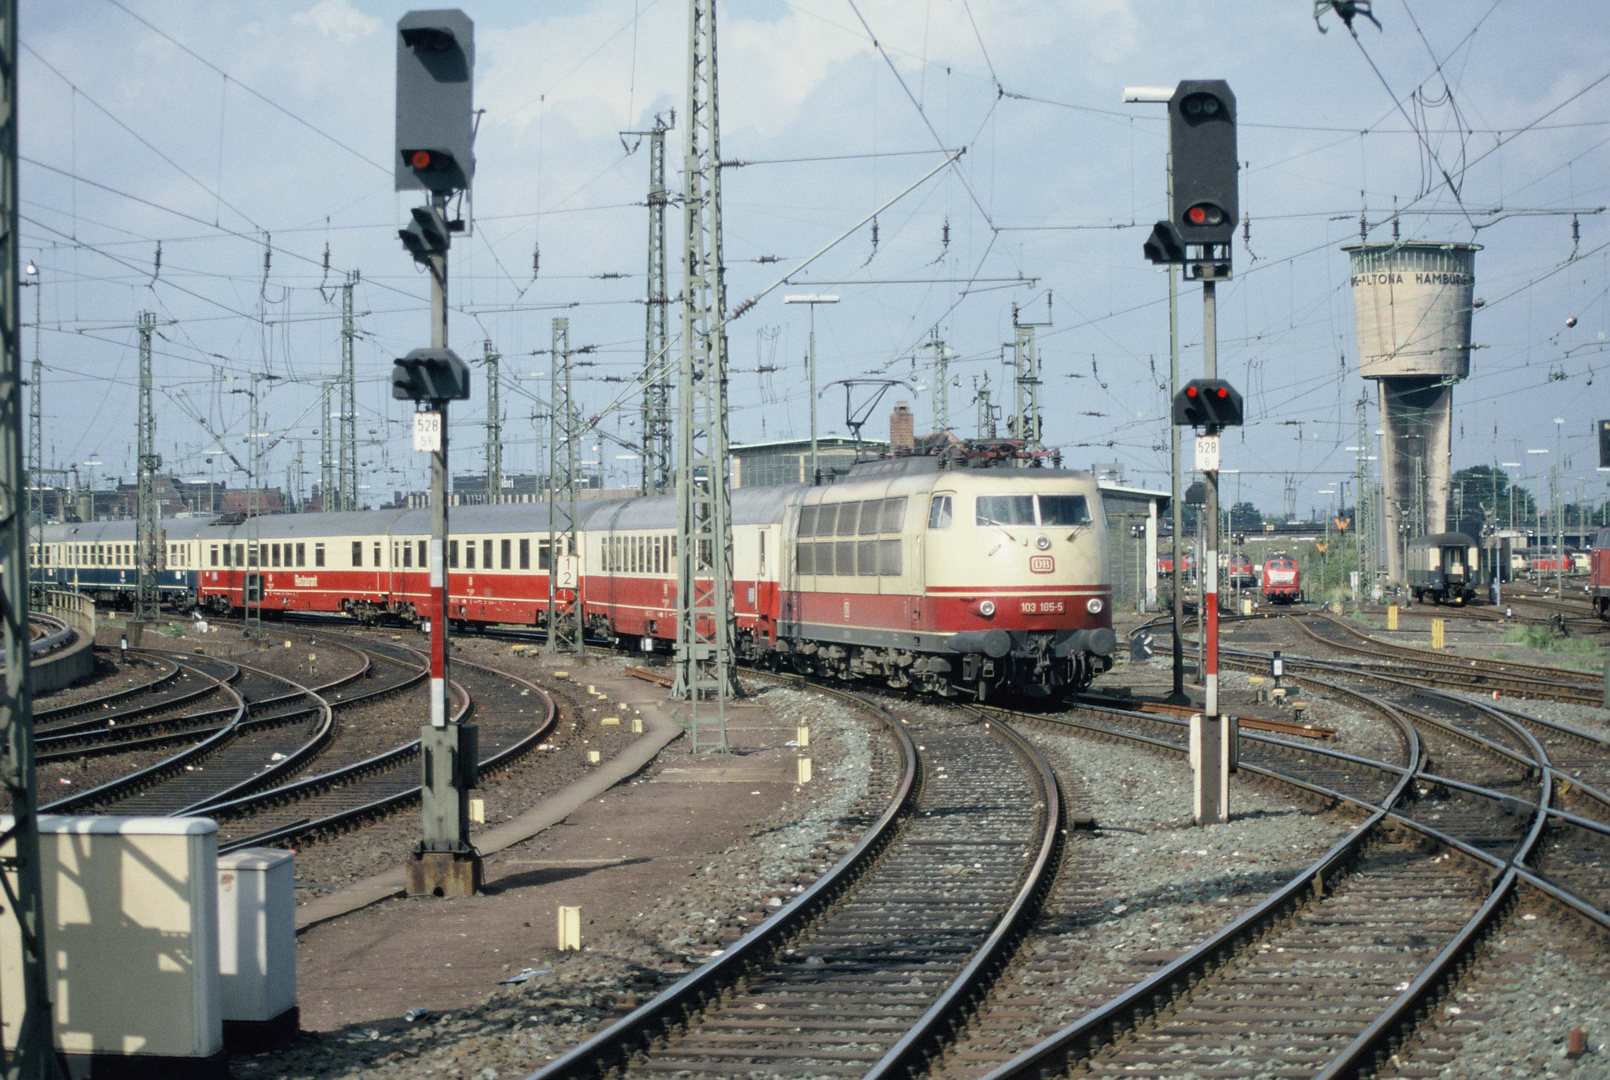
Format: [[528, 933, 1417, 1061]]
[[1021, 600, 1065, 614]]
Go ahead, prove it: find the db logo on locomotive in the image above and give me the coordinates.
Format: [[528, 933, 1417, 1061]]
[[1029, 555, 1054, 574]]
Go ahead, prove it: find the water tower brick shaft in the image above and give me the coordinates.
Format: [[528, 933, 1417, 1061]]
[[1343, 241, 1478, 583]]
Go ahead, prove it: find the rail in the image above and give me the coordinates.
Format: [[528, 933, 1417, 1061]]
[[528, 676, 921, 1080]]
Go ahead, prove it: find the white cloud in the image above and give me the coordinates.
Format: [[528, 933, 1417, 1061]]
[[292, 0, 382, 46]]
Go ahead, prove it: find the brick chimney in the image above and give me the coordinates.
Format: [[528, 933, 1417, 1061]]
[[890, 401, 915, 455]]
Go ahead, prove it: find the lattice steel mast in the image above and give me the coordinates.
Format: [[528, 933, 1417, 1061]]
[[926, 328, 951, 435], [483, 339, 501, 503], [0, 2, 56, 1066], [673, 0, 739, 748], [1008, 299, 1050, 453], [135, 311, 161, 622], [640, 113, 674, 495], [23, 264, 35, 595], [546, 317, 583, 653], [319, 381, 335, 510], [339, 270, 359, 511]]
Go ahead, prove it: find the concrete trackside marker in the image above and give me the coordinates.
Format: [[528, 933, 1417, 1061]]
[[797, 758, 812, 785], [796, 725, 809, 748], [557, 906, 581, 951]]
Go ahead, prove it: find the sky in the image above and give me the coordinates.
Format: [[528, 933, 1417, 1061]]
[[20, 0, 1610, 517]]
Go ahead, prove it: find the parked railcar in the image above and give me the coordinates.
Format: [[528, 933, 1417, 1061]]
[[36, 518, 204, 609], [1227, 553, 1256, 588], [1262, 553, 1300, 604], [184, 452, 1116, 700], [1406, 532, 1483, 605], [1590, 528, 1610, 618]]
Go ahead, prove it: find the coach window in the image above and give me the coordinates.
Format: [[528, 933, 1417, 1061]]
[[271, 544, 281, 568], [314, 543, 325, 567], [373, 542, 382, 568], [402, 543, 412, 568], [351, 541, 362, 567], [465, 540, 476, 570], [296, 543, 306, 568], [835, 539, 855, 576], [928, 494, 953, 529], [519, 538, 530, 570], [417, 540, 427, 567], [449, 540, 459, 569], [211, 545, 219, 567], [759, 532, 766, 576], [538, 539, 550, 571], [501, 538, 511, 570], [857, 539, 877, 576], [483, 539, 493, 570], [880, 538, 902, 575]]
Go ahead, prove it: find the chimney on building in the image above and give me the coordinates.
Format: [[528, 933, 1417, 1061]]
[[890, 401, 915, 456]]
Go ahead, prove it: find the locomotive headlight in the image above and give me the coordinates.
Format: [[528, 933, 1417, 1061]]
[[1086, 598, 1104, 614], [977, 600, 996, 617], [1035, 535, 1051, 551]]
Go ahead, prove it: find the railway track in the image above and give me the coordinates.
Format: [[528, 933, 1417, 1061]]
[[204, 648, 554, 853], [532, 671, 1060, 1080], [1290, 612, 1604, 705]]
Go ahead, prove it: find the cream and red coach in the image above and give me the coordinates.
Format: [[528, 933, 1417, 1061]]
[[189, 456, 1116, 699]]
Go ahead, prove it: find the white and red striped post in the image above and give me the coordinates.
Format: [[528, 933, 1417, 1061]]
[[1194, 275, 1229, 826]]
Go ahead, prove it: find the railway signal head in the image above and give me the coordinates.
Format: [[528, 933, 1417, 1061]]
[[1169, 80, 1237, 248], [1172, 379, 1243, 428], [1142, 220, 1187, 265], [399, 204, 452, 263], [393, 347, 471, 403], [396, 9, 475, 194]]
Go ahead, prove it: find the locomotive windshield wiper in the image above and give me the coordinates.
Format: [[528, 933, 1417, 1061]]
[[978, 517, 1021, 545]]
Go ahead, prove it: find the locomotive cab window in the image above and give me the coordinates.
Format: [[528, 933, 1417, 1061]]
[[976, 495, 1035, 526], [1038, 495, 1092, 527], [928, 494, 953, 529]]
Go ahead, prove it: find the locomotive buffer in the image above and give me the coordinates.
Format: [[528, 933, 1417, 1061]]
[[395, 8, 482, 896]]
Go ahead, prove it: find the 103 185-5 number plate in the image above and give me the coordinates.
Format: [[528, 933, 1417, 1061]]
[[1020, 600, 1066, 614]]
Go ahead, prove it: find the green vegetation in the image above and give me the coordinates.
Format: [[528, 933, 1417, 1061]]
[[1501, 625, 1605, 669]]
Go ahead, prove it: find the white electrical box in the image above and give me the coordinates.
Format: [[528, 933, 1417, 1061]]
[[0, 815, 222, 1072], [217, 848, 298, 1046]]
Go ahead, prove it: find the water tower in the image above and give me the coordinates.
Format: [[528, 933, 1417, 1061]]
[[1342, 240, 1479, 583]]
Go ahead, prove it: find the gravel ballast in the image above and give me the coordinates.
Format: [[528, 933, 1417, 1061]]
[[244, 680, 890, 1079], [1380, 896, 1610, 1079]]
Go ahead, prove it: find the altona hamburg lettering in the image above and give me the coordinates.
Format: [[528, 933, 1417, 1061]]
[[1351, 272, 1473, 287]]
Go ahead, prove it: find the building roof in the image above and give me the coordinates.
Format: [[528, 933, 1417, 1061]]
[[732, 436, 885, 452]]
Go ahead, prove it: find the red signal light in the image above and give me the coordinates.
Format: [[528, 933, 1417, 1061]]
[[1187, 206, 1207, 225], [1215, 387, 1228, 398], [411, 150, 433, 169], [1185, 386, 1198, 397]]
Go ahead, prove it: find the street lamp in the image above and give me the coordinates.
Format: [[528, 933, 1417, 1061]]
[[782, 295, 839, 485]]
